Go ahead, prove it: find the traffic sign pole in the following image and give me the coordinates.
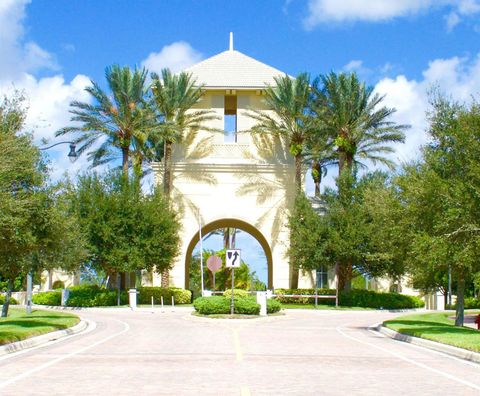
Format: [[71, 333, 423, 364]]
[[230, 267, 235, 315]]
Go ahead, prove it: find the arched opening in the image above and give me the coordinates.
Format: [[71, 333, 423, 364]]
[[185, 218, 273, 291]]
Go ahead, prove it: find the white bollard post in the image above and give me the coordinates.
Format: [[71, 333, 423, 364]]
[[171, 296, 175, 307], [161, 296, 164, 309], [61, 289, 70, 307], [128, 289, 137, 310], [256, 291, 267, 316], [151, 296, 154, 310]]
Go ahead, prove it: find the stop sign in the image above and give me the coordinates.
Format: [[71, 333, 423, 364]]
[[206, 255, 222, 272]]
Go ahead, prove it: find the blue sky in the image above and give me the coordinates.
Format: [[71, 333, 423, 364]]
[[2, 0, 480, 283], [1, 0, 479, 179]]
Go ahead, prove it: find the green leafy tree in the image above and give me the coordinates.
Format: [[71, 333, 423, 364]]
[[395, 95, 480, 325], [0, 94, 86, 316], [69, 171, 180, 292], [313, 72, 407, 289], [56, 65, 157, 176], [288, 193, 328, 274]]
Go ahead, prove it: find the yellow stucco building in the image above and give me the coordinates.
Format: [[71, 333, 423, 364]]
[[151, 41, 299, 290]]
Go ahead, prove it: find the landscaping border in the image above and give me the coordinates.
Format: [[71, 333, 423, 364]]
[[0, 318, 88, 356], [371, 323, 480, 364]]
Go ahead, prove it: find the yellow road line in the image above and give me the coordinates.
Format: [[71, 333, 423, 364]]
[[240, 386, 251, 396], [232, 328, 243, 361]]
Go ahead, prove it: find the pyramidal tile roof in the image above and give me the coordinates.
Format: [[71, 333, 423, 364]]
[[184, 49, 286, 89]]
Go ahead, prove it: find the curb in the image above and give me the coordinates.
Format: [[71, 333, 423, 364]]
[[0, 319, 88, 357], [372, 323, 480, 364]]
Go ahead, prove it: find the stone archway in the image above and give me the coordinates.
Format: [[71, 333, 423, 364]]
[[184, 218, 273, 290]]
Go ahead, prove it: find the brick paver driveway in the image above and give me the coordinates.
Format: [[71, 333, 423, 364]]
[[0, 308, 479, 395]]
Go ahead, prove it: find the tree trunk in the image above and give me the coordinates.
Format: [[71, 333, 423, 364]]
[[161, 270, 169, 288], [122, 147, 129, 176], [163, 140, 173, 196], [294, 154, 302, 194], [135, 269, 142, 288], [290, 154, 302, 289], [455, 273, 465, 326], [312, 161, 321, 197], [337, 260, 353, 292], [1, 278, 13, 318], [161, 140, 174, 287], [338, 150, 346, 178]]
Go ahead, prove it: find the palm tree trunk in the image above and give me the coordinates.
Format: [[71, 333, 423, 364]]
[[294, 154, 302, 194], [455, 272, 465, 326], [338, 150, 346, 177], [312, 161, 321, 197], [122, 147, 129, 176], [290, 154, 302, 289], [163, 140, 173, 196], [161, 140, 174, 287]]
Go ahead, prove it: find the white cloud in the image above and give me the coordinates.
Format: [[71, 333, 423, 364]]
[[0, 0, 92, 181], [303, 0, 480, 30], [141, 41, 203, 74], [343, 59, 372, 77], [374, 54, 480, 164], [343, 59, 364, 71]]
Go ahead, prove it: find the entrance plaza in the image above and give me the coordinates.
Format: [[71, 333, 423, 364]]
[[0, 308, 479, 395]]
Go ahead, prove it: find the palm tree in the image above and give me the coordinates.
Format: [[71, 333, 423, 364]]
[[248, 73, 315, 288], [248, 73, 315, 195], [313, 72, 408, 290], [313, 72, 407, 179], [150, 69, 217, 287], [150, 69, 217, 196], [56, 65, 156, 177]]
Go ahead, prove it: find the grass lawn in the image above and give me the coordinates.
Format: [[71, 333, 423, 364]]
[[282, 303, 373, 310], [384, 311, 480, 353], [0, 308, 79, 345]]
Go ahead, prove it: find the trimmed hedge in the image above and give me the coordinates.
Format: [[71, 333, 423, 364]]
[[32, 286, 192, 307], [339, 289, 424, 309], [267, 298, 282, 314], [32, 291, 61, 306], [223, 289, 250, 299], [274, 288, 424, 309], [66, 285, 128, 307], [275, 288, 335, 304], [193, 296, 260, 315], [33, 286, 128, 307], [138, 287, 191, 305], [0, 295, 18, 305]]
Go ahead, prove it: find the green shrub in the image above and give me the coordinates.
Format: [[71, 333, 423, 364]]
[[194, 296, 230, 314], [137, 287, 192, 305], [234, 298, 260, 315], [32, 291, 61, 305], [193, 296, 260, 315], [267, 298, 281, 313], [223, 289, 249, 299], [463, 297, 480, 309], [52, 280, 65, 289], [274, 288, 335, 304], [66, 285, 128, 307], [339, 290, 424, 309], [274, 288, 424, 309], [0, 294, 18, 305]]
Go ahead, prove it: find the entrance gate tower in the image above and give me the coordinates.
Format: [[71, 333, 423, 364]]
[[152, 39, 299, 289]]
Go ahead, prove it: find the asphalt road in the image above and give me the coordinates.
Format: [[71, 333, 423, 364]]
[[0, 308, 479, 395]]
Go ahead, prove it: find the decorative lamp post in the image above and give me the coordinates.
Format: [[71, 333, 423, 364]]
[[24, 141, 78, 314]]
